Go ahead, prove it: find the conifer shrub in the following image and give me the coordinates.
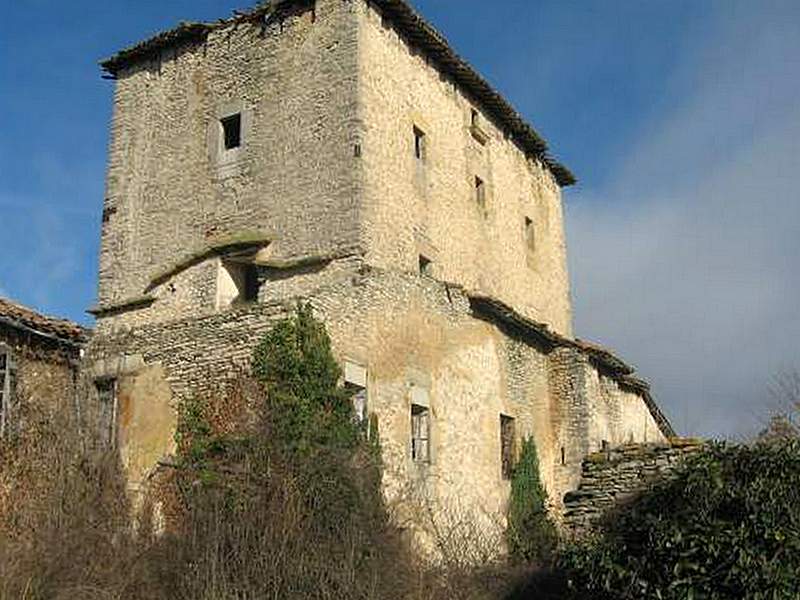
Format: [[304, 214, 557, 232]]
[[559, 441, 800, 600], [506, 437, 558, 564]]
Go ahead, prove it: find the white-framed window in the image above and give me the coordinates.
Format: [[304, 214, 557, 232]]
[[411, 403, 431, 463], [221, 113, 242, 151], [96, 378, 118, 448], [209, 101, 252, 177], [0, 345, 16, 437], [344, 361, 368, 425]]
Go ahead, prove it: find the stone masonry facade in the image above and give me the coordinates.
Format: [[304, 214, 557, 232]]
[[87, 0, 675, 550], [0, 298, 86, 439]]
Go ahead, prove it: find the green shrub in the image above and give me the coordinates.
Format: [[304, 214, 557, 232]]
[[507, 437, 558, 563], [559, 441, 800, 600], [252, 303, 359, 455]]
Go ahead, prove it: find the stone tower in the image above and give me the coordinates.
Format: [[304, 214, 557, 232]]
[[88, 0, 673, 545]]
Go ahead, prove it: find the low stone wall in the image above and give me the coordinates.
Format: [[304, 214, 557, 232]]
[[563, 439, 706, 532]]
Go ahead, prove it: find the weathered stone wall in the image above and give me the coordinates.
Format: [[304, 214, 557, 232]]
[[98, 0, 363, 311], [584, 365, 666, 450], [0, 324, 82, 431], [87, 266, 664, 553], [563, 439, 706, 532], [356, 1, 573, 336], [88, 0, 674, 556]]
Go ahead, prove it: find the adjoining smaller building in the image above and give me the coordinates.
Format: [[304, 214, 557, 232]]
[[0, 297, 88, 437]]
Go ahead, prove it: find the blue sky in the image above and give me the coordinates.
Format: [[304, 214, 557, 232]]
[[1, 0, 798, 438]]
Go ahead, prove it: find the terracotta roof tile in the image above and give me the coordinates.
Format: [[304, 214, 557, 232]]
[[0, 297, 88, 345]]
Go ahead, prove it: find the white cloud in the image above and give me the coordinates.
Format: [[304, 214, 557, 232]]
[[567, 1, 800, 438]]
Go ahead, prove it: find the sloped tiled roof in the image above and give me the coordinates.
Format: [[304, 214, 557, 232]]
[[0, 297, 88, 346], [99, 0, 575, 187]]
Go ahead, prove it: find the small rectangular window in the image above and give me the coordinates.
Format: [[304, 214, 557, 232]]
[[413, 126, 426, 162], [96, 378, 118, 449], [475, 176, 486, 209], [419, 255, 433, 277], [500, 414, 516, 480], [221, 113, 242, 150], [344, 361, 369, 427], [470, 108, 489, 145], [411, 404, 430, 463], [525, 216, 536, 253]]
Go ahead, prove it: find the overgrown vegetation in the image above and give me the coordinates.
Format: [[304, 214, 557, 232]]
[[0, 306, 536, 599], [558, 441, 800, 600], [4, 308, 798, 599]]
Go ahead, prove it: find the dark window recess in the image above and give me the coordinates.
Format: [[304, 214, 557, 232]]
[[221, 113, 242, 150], [96, 378, 118, 449], [243, 264, 260, 303], [413, 126, 426, 161], [419, 255, 433, 277], [102, 205, 117, 224], [561, 446, 566, 466], [411, 404, 430, 463], [500, 414, 516, 480], [471, 108, 479, 127], [525, 216, 536, 253], [475, 176, 486, 209]]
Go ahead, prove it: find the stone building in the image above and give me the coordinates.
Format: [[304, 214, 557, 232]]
[[0, 297, 86, 437], [88, 0, 674, 542]]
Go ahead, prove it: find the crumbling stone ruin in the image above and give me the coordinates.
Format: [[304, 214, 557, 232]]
[[0, 298, 87, 437], [82, 0, 675, 544], [563, 439, 705, 533]]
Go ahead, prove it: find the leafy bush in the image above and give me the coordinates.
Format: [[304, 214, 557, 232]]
[[559, 441, 800, 600], [252, 303, 360, 454], [506, 437, 558, 564]]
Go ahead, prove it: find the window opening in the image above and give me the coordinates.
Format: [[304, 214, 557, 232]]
[[413, 126, 426, 162], [500, 414, 516, 480], [243, 264, 259, 303], [221, 113, 242, 150], [525, 216, 536, 254], [419, 255, 433, 277], [96, 379, 118, 449], [411, 404, 430, 463], [219, 261, 260, 308], [561, 446, 566, 466], [475, 176, 486, 210], [0, 347, 15, 438]]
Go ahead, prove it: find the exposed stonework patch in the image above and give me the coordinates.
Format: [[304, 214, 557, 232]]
[[563, 439, 706, 533]]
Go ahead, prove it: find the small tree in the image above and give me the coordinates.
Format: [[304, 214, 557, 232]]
[[252, 303, 359, 455], [506, 437, 558, 563]]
